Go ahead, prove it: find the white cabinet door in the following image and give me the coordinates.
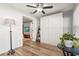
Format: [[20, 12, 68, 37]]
[[40, 13, 63, 45]]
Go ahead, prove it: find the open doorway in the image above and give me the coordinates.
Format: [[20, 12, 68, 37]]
[[23, 16, 32, 41]]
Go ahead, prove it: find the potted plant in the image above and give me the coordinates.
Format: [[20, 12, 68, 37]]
[[72, 37, 79, 55], [60, 32, 74, 48]]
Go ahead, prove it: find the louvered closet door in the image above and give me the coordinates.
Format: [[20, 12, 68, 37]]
[[40, 13, 63, 45]]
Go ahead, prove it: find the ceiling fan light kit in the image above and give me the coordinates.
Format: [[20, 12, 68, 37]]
[[37, 8, 43, 12]]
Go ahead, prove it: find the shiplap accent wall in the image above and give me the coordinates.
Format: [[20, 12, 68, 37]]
[[73, 4, 79, 37]]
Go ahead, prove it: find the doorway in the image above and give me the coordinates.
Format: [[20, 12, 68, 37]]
[[23, 16, 32, 41]]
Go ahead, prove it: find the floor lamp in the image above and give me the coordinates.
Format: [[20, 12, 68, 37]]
[[4, 18, 15, 55]]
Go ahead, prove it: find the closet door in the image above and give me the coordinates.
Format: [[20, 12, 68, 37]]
[[40, 13, 63, 45]]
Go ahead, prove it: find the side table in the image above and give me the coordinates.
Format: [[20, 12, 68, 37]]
[[57, 44, 73, 56]]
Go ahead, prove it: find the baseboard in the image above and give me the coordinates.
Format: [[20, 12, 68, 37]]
[[0, 45, 23, 55]]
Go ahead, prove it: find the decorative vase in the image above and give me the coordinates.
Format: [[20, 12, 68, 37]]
[[65, 40, 73, 47]]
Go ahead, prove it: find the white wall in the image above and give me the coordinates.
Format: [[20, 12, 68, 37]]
[[73, 4, 79, 37], [0, 4, 38, 54], [24, 23, 29, 27], [40, 13, 63, 45], [63, 11, 73, 34], [0, 4, 24, 54]]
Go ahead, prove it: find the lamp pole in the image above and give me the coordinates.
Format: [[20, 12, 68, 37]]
[[7, 23, 15, 55]]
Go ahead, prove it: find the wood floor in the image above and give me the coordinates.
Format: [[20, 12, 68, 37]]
[[0, 41, 63, 56]]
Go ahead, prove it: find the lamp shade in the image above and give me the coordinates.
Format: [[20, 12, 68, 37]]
[[4, 18, 15, 25]]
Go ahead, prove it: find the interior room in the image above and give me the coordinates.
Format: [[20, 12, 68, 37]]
[[0, 3, 79, 56]]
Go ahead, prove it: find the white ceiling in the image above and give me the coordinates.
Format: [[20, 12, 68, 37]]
[[8, 3, 76, 18]]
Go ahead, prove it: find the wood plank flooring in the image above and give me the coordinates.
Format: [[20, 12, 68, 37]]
[[0, 41, 63, 56]]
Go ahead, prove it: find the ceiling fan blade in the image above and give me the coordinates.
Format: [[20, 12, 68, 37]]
[[42, 10, 45, 14], [33, 10, 37, 14], [43, 6, 53, 9], [26, 5, 37, 8]]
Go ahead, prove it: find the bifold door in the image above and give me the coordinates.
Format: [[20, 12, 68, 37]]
[[40, 13, 63, 45]]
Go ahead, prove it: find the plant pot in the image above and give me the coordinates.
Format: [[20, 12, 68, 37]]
[[72, 48, 79, 55], [65, 40, 73, 47]]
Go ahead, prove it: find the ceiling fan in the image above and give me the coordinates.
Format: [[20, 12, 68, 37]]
[[26, 3, 53, 14]]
